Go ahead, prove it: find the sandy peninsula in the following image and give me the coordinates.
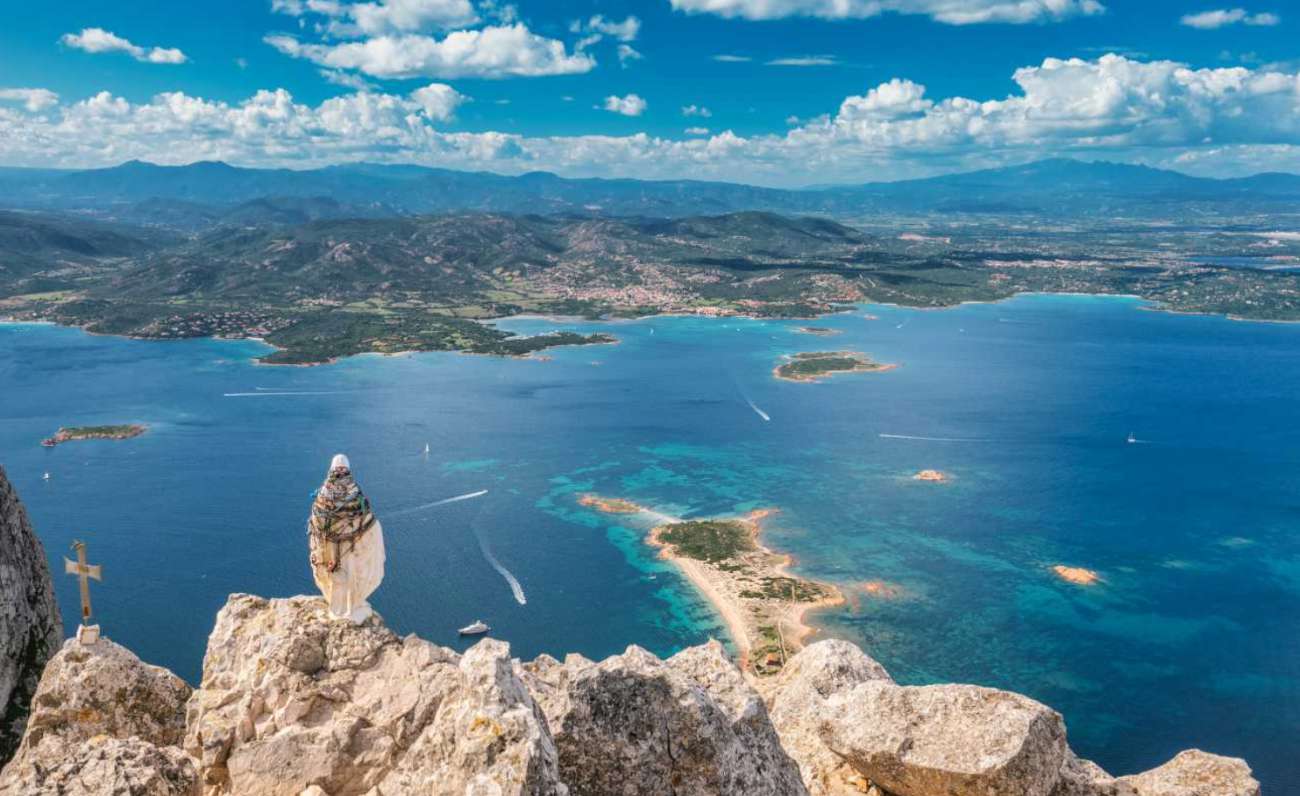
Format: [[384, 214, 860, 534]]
[[581, 495, 843, 676], [774, 351, 897, 383]]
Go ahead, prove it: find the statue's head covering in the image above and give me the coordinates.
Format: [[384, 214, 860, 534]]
[[309, 453, 375, 544]]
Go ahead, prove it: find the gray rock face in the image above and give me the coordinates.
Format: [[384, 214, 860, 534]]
[[0, 636, 196, 795], [1118, 750, 1260, 796], [184, 594, 565, 796], [824, 680, 1068, 796], [522, 639, 807, 796], [759, 640, 894, 796], [0, 465, 63, 764]]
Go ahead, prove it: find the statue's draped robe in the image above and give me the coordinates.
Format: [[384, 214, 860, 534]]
[[308, 464, 385, 622]]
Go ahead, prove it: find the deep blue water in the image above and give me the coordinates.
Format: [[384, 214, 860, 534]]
[[2, 295, 1298, 790]]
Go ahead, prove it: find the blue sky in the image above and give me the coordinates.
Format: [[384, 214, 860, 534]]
[[0, 0, 1297, 185]]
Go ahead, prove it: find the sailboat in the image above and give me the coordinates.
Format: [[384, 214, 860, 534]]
[[423, 443, 430, 455], [458, 619, 490, 636], [42, 472, 50, 481]]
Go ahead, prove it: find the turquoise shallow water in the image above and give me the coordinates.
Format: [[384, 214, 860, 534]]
[[2, 294, 1299, 790]]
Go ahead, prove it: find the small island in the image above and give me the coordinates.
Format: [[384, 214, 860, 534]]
[[912, 469, 949, 482], [774, 351, 897, 383], [1052, 565, 1101, 586], [577, 494, 643, 514], [41, 424, 147, 447], [796, 326, 841, 337]]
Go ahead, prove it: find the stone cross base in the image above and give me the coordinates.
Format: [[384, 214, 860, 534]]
[[75, 624, 100, 646]]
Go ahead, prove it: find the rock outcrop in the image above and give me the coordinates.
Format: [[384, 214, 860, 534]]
[[1118, 750, 1261, 796], [522, 639, 806, 795], [1050, 752, 1137, 796], [823, 680, 1069, 796], [757, 639, 894, 795], [0, 465, 63, 764], [0, 636, 196, 795], [0, 593, 1262, 796], [184, 594, 564, 796]]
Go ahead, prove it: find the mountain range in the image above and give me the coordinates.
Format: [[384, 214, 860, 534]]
[[2, 158, 1298, 228]]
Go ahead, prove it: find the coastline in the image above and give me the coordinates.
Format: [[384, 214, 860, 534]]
[[7, 290, 1299, 369]]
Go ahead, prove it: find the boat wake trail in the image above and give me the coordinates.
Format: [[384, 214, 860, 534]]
[[223, 391, 349, 397], [476, 531, 527, 605], [388, 489, 488, 518], [746, 398, 771, 422], [879, 433, 989, 443]]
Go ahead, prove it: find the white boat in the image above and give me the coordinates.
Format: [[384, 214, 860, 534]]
[[458, 620, 490, 636], [42, 472, 50, 481], [1126, 432, 1137, 444], [423, 443, 431, 455]]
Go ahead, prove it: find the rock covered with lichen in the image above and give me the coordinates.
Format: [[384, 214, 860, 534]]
[[519, 639, 807, 795], [183, 594, 564, 796], [0, 636, 196, 795]]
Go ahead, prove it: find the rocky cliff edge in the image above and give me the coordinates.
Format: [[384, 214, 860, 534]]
[[0, 593, 1260, 796]]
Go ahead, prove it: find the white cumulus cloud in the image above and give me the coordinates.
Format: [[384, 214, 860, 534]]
[[266, 24, 594, 79], [60, 28, 187, 64], [603, 94, 647, 116], [5, 54, 1300, 185], [669, 0, 1105, 24], [1180, 8, 1280, 28], [273, 0, 479, 34], [683, 104, 713, 117], [410, 82, 467, 120], [571, 15, 641, 41], [618, 44, 644, 65], [0, 88, 60, 112]]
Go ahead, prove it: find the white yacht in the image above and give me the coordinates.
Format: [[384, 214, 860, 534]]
[[458, 620, 490, 636]]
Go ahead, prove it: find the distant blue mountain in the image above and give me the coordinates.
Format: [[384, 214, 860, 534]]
[[1, 158, 1296, 225]]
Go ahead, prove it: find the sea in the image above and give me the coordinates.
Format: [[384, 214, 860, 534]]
[[2, 293, 1298, 790]]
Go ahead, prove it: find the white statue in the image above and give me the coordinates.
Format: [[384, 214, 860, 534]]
[[308, 454, 385, 622]]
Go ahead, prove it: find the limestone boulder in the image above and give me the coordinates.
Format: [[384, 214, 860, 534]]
[[824, 681, 1068, 796], [1050, 752, 1136, 796], [522, 639, 807, 796], [0, 465, 63, 763], [758, 639, 894, 796], [0, 636, 195, 795], [1, 737, 199, 796], [1118, 750, 1259, 796], [184, 594, 565, 796]]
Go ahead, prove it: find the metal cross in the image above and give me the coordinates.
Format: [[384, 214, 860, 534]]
[[64, 540, 102, 623]]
